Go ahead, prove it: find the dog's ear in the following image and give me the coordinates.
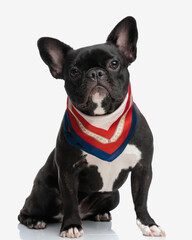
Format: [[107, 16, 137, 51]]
[[37, 37, 72, 79], [107, 16, 138, 64]]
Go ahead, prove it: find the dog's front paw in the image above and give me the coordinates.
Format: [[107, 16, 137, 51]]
[[60, 226, 84, 238], [137, 220, 166, 237]]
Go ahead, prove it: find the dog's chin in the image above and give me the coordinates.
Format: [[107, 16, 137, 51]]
[[74, 86, 125, 116], [75, 86, 110, 115], [89, 86, 109, 115], [90, 85, 109, 101]]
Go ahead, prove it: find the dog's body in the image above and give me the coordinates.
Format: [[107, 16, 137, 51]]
[[18, 17, 165, 238]]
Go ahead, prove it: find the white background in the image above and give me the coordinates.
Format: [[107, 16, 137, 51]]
[[1, 0, 192, 239]]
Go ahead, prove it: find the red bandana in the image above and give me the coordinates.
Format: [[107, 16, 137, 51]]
[[63, 84, 137, 162]]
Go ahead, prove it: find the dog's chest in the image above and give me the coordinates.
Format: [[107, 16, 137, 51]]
[[82, 144, 142, 192]]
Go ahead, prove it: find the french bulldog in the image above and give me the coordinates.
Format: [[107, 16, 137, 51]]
[[18, 16, 165, 238]]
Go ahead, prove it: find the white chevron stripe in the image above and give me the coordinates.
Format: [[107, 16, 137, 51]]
[[68, 95, 133, 144]]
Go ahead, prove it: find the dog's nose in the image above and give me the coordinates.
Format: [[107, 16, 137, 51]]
[[87, 69, 106, 81]]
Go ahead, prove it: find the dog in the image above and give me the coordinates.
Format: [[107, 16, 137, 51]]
[[18, 16, 165, 238]]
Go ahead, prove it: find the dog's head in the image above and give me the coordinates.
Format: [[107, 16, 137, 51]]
[[38, 17, 138, 116]]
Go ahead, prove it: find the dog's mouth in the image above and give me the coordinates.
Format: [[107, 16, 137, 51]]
[[77, 84, 110, 109], [75, 83, 124, 115], [89, 85, 109, 99]]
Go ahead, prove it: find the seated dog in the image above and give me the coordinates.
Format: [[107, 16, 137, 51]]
[[18, 16, 165, 238]]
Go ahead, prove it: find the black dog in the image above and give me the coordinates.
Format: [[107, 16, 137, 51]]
[[18, 17, 165, 238]]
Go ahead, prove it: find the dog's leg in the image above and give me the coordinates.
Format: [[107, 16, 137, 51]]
[[79, 191, 119, 221], [18, 149, 63, 229], [131, 158, 165, 237], [57, 169, 83, 238], [55, 134, 84, 238]]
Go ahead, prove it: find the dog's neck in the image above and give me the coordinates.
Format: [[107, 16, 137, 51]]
[[67, 92, 130, 130]]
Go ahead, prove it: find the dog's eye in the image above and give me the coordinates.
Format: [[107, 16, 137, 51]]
[[108, 60, 120, 70], [70, 67, 81, 78]]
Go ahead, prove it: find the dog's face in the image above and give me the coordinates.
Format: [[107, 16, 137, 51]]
[[38, 17, 138, 115]]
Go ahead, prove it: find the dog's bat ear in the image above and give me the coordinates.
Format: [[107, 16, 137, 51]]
[[37, 37, 72, 79], [107, 16, 138, 64]]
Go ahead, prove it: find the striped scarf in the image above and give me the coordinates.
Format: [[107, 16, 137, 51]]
[[63, 84, 137, 162]]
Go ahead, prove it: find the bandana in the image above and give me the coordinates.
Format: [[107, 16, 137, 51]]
[[63, 84, 137, 162]]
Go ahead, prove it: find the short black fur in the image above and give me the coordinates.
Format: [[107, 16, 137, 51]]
[[18, 16, 163, 238]]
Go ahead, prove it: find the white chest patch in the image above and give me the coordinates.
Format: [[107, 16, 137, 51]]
[[83, 144, 142, 192]]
